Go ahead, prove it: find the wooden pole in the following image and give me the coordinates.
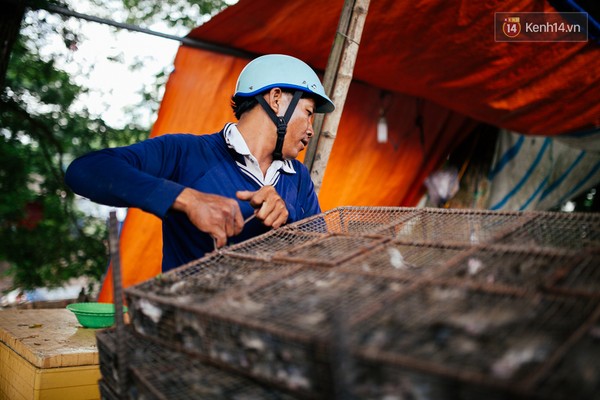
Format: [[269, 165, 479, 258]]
[[307, 0, 370, 194], [303, 0, 355, 171], [109, 211, 129, 398]]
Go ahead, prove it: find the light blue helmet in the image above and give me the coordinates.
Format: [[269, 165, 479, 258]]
[[234, 54, 335, 114]]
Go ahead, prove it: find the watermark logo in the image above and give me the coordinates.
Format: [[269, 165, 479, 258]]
[[495, 12, 588, 42], [502, 17, 521, 38]]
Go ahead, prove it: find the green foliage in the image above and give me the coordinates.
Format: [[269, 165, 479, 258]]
[[0, 3, 148, 290], [116, 0, 229, 30], [1, 0, 230, 291]]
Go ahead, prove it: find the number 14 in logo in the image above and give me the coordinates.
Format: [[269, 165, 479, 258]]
[[503, 17, 521, 38]]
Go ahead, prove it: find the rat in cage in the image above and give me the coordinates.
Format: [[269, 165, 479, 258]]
[[452, 254, 563, 289], [129, 297, 179, 342], [205, 321, 314, 391], [357, 285, 560, 384], [490, 334, 555, 379], [197, 270, 398, 393], [149, 264, 274, 301]]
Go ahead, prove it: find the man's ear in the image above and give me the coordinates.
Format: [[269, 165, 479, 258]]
[[266, 87, 283, 113]]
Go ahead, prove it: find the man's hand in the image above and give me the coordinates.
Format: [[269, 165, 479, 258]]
[[236, 186, 289, 229], [172, 188, 244, 248]]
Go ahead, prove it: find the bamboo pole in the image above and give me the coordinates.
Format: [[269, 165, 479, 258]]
[[308, 0, 371, 194], [303, 0, 355, 171]]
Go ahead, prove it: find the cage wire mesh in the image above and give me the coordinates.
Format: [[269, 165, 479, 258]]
[[222, 229, 323, 259], [335, 241, 467, 280], [535, 313, 600, 400], [271, 235, 387, 266], [389, 208, 527, 245], [113, 207, 600, 399], [350, 358, 530, 400], [126, 253, 303, 344], [352, 285, 597, 385], [434, 247, 583, 293], [129, 264, 412, 393], [96, 328, 300, 400], [497, 212, 600, 251], [548, 253, 600, 298], [283, 206, 419, 235], [98, 380, 120, 400]]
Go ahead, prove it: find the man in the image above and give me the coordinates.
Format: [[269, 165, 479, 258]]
[[65, 54, 335, 272]]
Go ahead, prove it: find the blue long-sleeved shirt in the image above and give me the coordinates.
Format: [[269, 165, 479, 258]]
[[65, 128, 321, 271]]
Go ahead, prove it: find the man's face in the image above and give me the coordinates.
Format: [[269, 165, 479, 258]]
[[280, 96, 316, 159]]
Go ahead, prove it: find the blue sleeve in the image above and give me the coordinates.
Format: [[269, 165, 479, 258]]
[[65, 135, 188, 218]]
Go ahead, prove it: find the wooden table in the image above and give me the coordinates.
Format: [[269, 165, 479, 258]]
[[0, 309, 101, 400]]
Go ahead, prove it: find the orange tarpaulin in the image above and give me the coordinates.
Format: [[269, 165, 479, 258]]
[[190, 0, 600, 136], [98, 0, 600, 301]]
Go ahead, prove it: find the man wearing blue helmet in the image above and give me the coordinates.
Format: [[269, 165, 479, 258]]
[[65, 54, 335, 272]]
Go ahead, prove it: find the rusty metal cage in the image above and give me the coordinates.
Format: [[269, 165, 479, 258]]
[[434, 247, 583, 293], [127, 260, 412, 394], [116, 207, 600, 399], [535, 318, 600, 399], [283, 206, 420, 235], [548, 253, 600, 298], [380, 208, 525, 245], [98, 380, 120, 400], [336, 241, 467, 280], [96, 328, 300, 399], [352, 285, 598, 394], [496, 212, 600, 251]]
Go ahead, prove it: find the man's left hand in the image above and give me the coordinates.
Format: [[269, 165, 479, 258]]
[[236, 186, 289, 229]]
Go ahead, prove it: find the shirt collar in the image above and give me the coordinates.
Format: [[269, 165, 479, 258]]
[[223, 123, 296, 174]]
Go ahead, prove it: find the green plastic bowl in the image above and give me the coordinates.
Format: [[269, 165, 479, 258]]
[[66, 302, 128, 329]]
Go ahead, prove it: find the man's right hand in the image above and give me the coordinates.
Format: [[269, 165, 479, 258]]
[[172, 188, 244, 248]]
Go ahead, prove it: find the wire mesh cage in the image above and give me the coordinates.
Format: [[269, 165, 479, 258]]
[[283, 206, 419, 235], [271, 235, 387, 266], [126, 253, 302, 343], [98, 380, 120, 400], [535, 312, 600, 400], [350, 358, 530, 400], [547, 253, 600, 298], [116, 206, 600, 399], [206, 268, 411, 343], [129, 252, 299, 303], [335, 241, 467, 280], [435, 247, 582, 293], [386, 208, 526, 245], [496, 212, 600, 251], [224, 230, 387, 266], [128, 263, 412, 394], [131, 363, 300, 400], [97, 328, 300, 400], [351, 284, 600, 398], [222, 229, 323, 259]]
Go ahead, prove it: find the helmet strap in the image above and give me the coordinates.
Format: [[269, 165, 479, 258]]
[[255, 90, 303, 160]]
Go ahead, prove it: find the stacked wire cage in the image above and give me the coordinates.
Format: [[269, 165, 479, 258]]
[[100, 207, 600, 399]]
